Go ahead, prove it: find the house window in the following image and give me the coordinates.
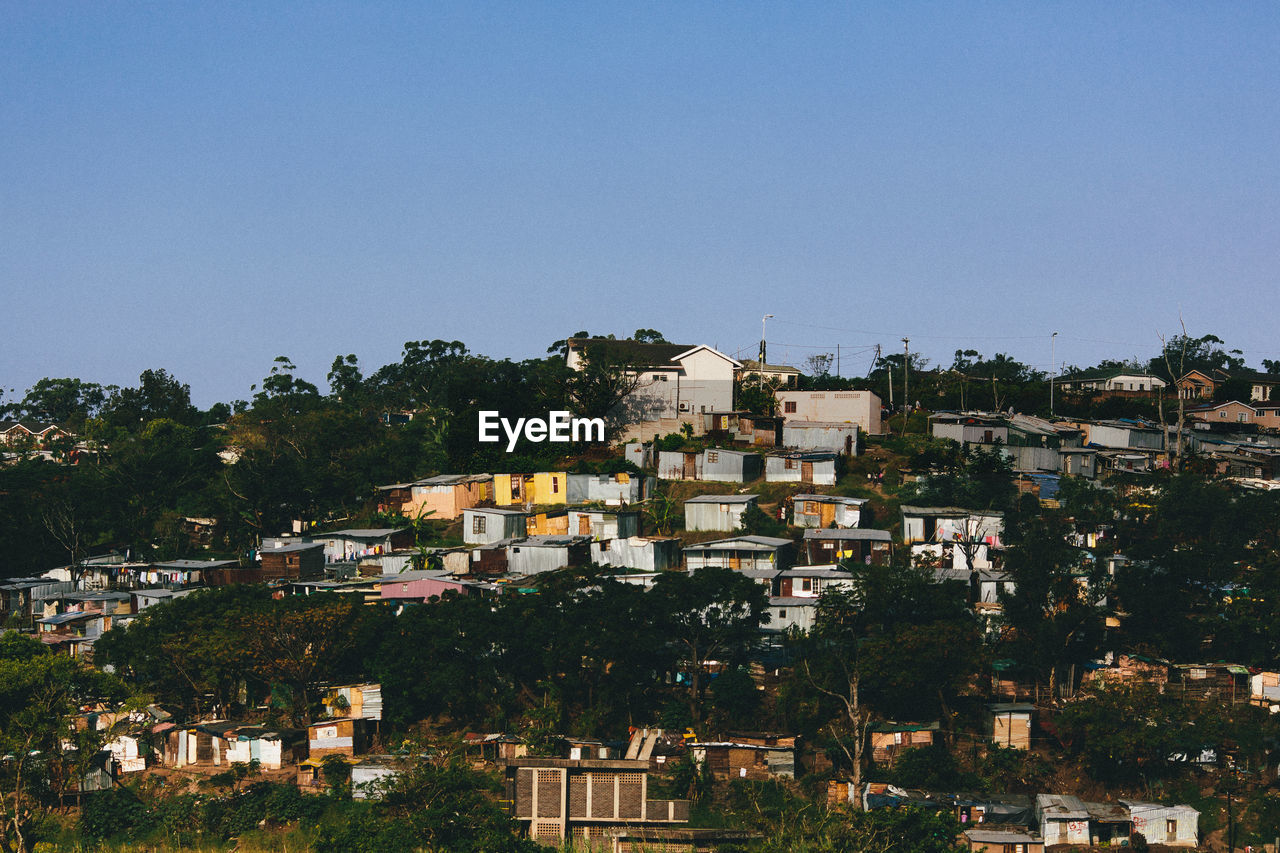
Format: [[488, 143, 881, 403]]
[[658, 374, 668, 381], [777, 609, 787, 619], [1166, 819, 1177, 839], [402, 583, 408, 592], [805, 502, 819, 514], [801, 579, 812, 592], [785, 459, 796, 470], [1220, 411, 1227, 419], [784, 401, 797, 414], [706, 451, 719, 463], [552, 478, 559, 493], [1238, 413, 1248, 423], [473, 516, 486, 534]]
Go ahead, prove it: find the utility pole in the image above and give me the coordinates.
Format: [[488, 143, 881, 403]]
[[902, 337, 910, 433], [760, 314, 774, 389], [836, 344, 840, 378], [1050, 331, 1059, 416]]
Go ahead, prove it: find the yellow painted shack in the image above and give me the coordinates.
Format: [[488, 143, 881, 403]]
[[493, 472, 568, 507], [526, 508, 570, 536]]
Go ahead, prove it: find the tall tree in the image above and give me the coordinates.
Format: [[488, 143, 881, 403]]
[[650, 567, 769, 723], [0, 635, 124, 853]]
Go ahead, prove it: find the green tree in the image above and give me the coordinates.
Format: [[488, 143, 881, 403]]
[[0, 635, 124, 853], [999, 502, 1108, 697], [794, 562, 981, 807], [650, 567, 769, 723]]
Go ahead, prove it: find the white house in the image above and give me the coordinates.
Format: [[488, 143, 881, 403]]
[[775, 390, 883, 435], [567, 338, 740, 441]]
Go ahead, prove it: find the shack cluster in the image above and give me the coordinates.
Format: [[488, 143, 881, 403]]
[[12, 337, 1280, 850]]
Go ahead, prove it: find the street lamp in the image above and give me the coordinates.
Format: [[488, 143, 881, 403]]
[[1050, 331, 1059, 416], [760, 314, 774, 367]]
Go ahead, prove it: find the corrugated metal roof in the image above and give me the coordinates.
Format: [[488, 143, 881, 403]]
[[793, 494, 867, 505], [324, 529, 407, 538], [803, 528, 891, 541], [685, 494, 758, 504]]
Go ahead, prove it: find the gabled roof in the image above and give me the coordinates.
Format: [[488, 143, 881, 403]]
[[793, 494, 867, 505], [259, 542, 324, 554], [803, 528, 891, 541], [779, 565, 853, 578], [567, 338, 741, 369], [1188, 400, 1255, 413], [1036, 793, 1088, 819], [685, 494, 758, 504], [684, 535, 792, 551], [900, 505, 1003, 518], [152, 559, 239, 570], [511, 535, 591, 547], [767, 450, 837, 460], [567, 338, 693, 367], [322, 528, 407, 539], [670, 344, 742, 368]]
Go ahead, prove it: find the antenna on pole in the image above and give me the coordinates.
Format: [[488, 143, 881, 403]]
[[902, 337, 911, 434]]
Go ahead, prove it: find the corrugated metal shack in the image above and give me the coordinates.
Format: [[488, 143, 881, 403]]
[[1174, 662, 1250, 702], [308, 717, 369, 759], [589, 536, 682, 572], [964, 829, 1044, 853], [791, 494, 865, 528], [566, 472, 653, 505], [463, 508, 527, 545], [765, 451, 839, 485], [566, 508, 641, 540], [351, 755, 411, 799], [781, 421, 859, 454], [323, 683, 383, 721], [658, 450, 703, 481], [776, 565, 855, 598], [259, 542, 325, 581], [803, 528, 892, 565], [689, 734, 796, 779], [1122, 800, 1199, 847], [461, 540, 513, 576], [869, 722, 941, 764], [700, 449, 763, 483], [683, 494, 759, 532], [624, 442, 652, 470], [526, 508, 570, 536], [1036, 794, 1090, 846], [703, 411, 783, 447], [683, 536, 793, 572], [765, 597, 818, 632], [507, 535, 592, 576]]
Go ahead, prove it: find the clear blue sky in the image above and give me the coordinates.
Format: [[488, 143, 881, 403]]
[[4, 3, 1279, 406]]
